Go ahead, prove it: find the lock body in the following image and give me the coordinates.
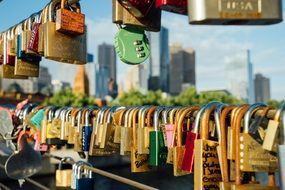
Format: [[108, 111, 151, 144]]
[[188, 0, 283, 25], [156, 0, 187, 15]]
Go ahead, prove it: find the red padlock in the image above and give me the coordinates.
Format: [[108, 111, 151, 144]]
[[118, 0, 155, 18], [155, 0, 187, 15]]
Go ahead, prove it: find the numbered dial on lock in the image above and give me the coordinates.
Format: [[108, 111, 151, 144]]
[[115, 26, 150, 65]]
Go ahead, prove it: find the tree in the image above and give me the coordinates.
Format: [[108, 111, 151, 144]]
[[43, 89, 96, 107], [267, 99, 283, 108], [7, 82, 23, 93]]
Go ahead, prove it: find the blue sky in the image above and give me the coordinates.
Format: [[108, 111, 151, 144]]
[[0, 1, 285, 100]]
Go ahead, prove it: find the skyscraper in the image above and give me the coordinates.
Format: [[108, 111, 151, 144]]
[[96, 43, 117, 99], [255, 73, 271, 103], [225, 50, 255, 103], [169, 44, 196, 95], [73, 65, 89, 96], [146, 26, 170, 92]]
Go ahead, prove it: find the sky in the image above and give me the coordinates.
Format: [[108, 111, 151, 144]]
[[0, 0, 285, 100]]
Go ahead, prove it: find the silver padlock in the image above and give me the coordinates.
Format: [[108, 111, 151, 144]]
[[71, 161, 85, 190], [76, 164, 94, 190], [278, 111, 285, 190], [188, 0, 283, 25]]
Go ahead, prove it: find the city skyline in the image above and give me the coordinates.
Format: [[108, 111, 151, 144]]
[[0, 1, 284, 100]]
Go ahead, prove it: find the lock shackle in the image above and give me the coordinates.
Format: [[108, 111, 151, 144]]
[[138, 106, 151, 128], [76, 110, 84, 131], [128, 108, 139, 128], [162, 107, 175, 124], [47, 0, 60, 22], [99, 107, 110, 124], [274, 102, 285, 121], [107, 106, 126, 123], [59, 156, 74, 170], [85, 110, 93, 126], [73, 161, 86, 177], [76, 162, 93, 179], [169, 107, 181, 124], [61, 108, 71, 121], [48, 106, 59, 121], [154, 107, 165, 131], [244, 103, 267, 133], [124, 108, 135, 128], [214, 103, 227, 142], [192, 101, 220, 134], [200, 102, 222, 140], [71, 108, 81, 126], [22, 104, 37, 121]]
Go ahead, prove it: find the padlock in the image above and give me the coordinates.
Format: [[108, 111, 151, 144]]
[[215, 104, 235, 186], [120, 108, 135, 155], [95, 108, 111, 146], [115, 26, 150, 65], [278, 111, 285, 190], [188, 0, 283, 25], [118, 0, 154, 18], [137, 106, 156, 154], [131, 106, 151, 173], [28, 12, 41, 53], [71, 161, 85, 189], [2, 31, 27, 79], [155, 0, 187, 15], [112, 0, 161, 32], [113, 108, 127, 144], [56, 0, 85, 35], [239, 103, 278, 173], [15, 22, 40, 77], [248, 106, 272, 144], [68, 108, 81, 144], [40, 107, 53, 144], [217, 105, 237, 190], [231, 104, 279, 190], [46, 107, 66, 145], [181, 103, 217, 172], [60, 109, 71, 140], [38, 5, 48, 55], [149, 107, 168, 166], [43, 0, 87, 64], [89, 108, 103, 155], [194, 102, 222, 190], [76, 163, 94, 190], [104, 107, 125, 153], [263, 102, 285, 152], [173, 106, 199, 176], [56, 157, 74, 187], [82, 110, 93, 152], [89, 108, 114, 156], [74, 110, 84, 154]]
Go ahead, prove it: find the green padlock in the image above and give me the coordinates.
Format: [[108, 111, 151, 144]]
[[149, 107, 168, 166], [114, 26, 150, 65]]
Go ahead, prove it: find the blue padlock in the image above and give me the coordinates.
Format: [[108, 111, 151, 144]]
[[76, 164, 94, 190], [82, 111, 92, 152]]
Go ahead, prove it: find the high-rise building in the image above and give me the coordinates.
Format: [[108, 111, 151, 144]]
[[255, 73, 271, 103], [169, 44, 196, 95], [225, 50, 255, 103], [124, 65, 148, 94], [96, 43, 117, 99], [146, 26, 170, 92], [73, 65, 89, 96], [1, 66, 52, 94]]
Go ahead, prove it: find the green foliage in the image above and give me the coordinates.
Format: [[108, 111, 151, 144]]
[[43, 89, 95, 107], [267, 99, 284, 108], [111, 87, 244, 106]]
